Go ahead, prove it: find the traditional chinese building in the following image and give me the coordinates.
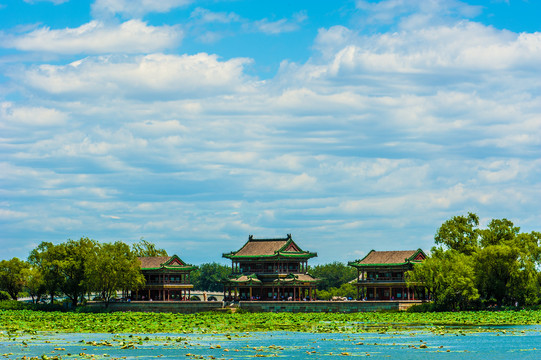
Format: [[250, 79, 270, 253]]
[[134, 255, 197, 301], [222, 234, 319, 301], [348, 249, 427, 301]]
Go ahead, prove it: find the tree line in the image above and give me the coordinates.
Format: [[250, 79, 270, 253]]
[[0, 239, 166, 306], [4, 213, 537, 309], [406, 213, 541, 310], [0, 237, 361, 304]]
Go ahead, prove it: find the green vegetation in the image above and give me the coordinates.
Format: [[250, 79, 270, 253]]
[[0, 257, 29, 300], [1, 307, 541, 334], [407, 213, 541, 310], [308, 261, 357, 299], [310, 262, 357, 291], [25, 238, 145, 306], [191, 262, 231, 292], [131, 239, 168, 257]]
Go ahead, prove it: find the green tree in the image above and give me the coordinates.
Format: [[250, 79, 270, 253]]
[[434, 212, 480, 255], [56, 238, 98, 307], [132, 239, 168, 257], [0, 258, 29, 300], [474, 218, 539, 306], [475, 244, 538, 306], [309, 262, 357, 291], [86, 241, 145, 305], [406, 249, 479, 310], [28, 242, 63, 304], [21, 266, 46, 303], [28, 238, 98, 307], [317, 283, 358, 300], [191, 263, 231, 292]]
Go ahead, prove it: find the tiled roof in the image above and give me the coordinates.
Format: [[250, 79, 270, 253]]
[[274, 273, 319, 283], [223, 234, 317, 259], [138, 256, 171, 268], [138, 255, 196, 270], [228, 274, 262, 283], [235, 239, 289, 256], [352, 249, 426, 266]]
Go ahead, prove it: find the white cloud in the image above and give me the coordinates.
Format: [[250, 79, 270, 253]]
[[2, 3, 541, 264], [355, 0, 483, 28], [247, 11, 308, 35], [1, 102, 67, 127], [18, 53, 255, 98], [92, 0, 192, 19], [1, 20, 182, 54], [190, 7, 240, 24], [311, 22, 541, 78], [251, 18, 301, 35]]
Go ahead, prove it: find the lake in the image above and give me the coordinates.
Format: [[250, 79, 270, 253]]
[[1, 326, 540, 359]]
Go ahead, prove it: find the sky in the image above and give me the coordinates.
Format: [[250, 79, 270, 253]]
[[1, 0, 540, 265]]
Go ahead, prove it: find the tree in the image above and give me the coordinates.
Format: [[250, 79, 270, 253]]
[[426, 214, 541, 308], [28, 242, 63, 304], [28, 238, 98, 307], [479, 218, 520, 248], [22, 266, 46, 303], [309, 262, 357, 291], [191, 263, 231, 292], [86, 241, 145, 305], [0, 258, 29, 300], [434, 212, 480, 255], [132, 239, 168, 257], [406, 249, 479, 310], [475, 244, 538, 306], [56, 238, 98, 307], [317, 283, 357, 300]]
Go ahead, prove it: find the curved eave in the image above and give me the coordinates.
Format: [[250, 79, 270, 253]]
[[273, 279, 319, 284], [348, 261, 418, 268], [141, 265, 197, 271], [223, 252, 317, 260]]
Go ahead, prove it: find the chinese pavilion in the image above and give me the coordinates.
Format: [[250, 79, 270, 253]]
[[134, 255, 197, 301], [348, 249, 427, 301], [222, 234, 319, 301]]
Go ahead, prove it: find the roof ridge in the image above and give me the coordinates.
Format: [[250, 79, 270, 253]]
[[248, 234, 291, 241]]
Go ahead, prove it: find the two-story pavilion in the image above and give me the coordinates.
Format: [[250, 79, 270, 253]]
[[134, 255, 197, 301], [222, 234, 319, 301], [348, 249, 427, 301]]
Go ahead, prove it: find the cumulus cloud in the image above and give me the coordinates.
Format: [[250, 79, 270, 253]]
[[1, 102, 68, 127], [1, 20, 182, 54], [92, 0, 192, 19], [17, 53, 254, 98], [310, 22, 541, 79], [2, 1, 541, 263]]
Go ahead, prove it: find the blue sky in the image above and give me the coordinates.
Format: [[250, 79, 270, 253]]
[[1, 0, 540, 265]]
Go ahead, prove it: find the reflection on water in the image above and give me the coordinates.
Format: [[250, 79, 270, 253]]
[[1, 326, 540, 359]]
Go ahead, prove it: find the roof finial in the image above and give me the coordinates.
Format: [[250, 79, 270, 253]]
[[249, 234, 253, 240], [287, 233, 292, 239]]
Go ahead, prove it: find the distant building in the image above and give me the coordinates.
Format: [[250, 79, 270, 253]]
[[348, 249, 427, 301], [222, 234, 319, 301], [134, 255, 197, 301]]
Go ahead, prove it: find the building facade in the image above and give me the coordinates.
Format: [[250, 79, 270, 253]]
[[222, 234, 319, 301], [348, 249, 427, 301], [134, 255, 197, 301]]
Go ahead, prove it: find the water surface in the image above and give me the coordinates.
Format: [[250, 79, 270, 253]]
[[1, 326, 539, 359]]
